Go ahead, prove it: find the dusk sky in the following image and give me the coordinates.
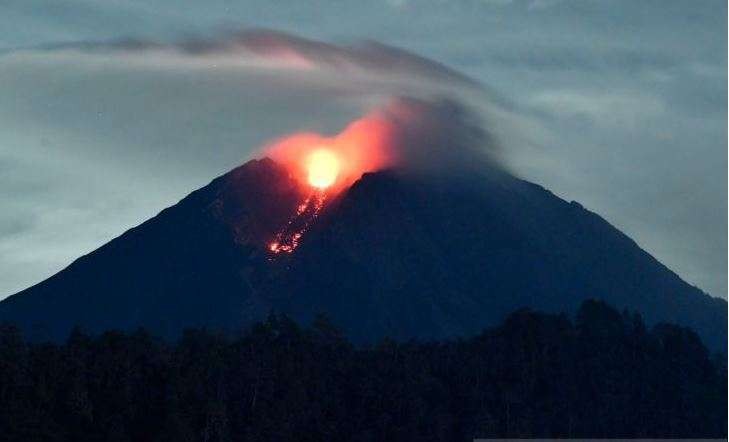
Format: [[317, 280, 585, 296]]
[[1, 0, 726, 299]]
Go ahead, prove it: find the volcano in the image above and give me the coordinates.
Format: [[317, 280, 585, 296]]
[[0, 158, 725, 351]]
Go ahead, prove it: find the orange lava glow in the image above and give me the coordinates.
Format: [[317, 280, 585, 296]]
[[264, 108, 398, 193], [263, 106, 402, 255], [306, 149, 340, 189], [268, 192, 327, 255]]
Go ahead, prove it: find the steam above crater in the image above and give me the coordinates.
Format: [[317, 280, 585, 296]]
[[263, 96, 501, 195]]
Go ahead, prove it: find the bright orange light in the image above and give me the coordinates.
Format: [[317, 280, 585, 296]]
[[306, 149, 340, 189], [263, 103, 399, 193], [261, 105, 402, 256]]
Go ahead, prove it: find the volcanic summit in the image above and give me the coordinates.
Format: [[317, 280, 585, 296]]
[[0, 152, 725, 351]]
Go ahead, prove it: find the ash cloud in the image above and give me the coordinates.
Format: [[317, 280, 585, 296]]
[[373, 96, 501, 174], [263, 95, 502, 192]]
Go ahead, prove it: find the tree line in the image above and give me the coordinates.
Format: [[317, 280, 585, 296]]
[[0, 299, 725, 441]]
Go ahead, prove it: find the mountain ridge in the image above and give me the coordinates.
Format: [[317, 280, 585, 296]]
[[1, 158, 725, 351]]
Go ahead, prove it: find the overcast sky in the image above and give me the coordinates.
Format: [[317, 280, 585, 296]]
[[0, 0, 726, 299]]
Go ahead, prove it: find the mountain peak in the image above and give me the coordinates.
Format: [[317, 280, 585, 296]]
[[1, 158, 725, 350]]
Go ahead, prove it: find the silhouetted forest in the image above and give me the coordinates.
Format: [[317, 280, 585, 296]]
[[0, 300, 725, 441]]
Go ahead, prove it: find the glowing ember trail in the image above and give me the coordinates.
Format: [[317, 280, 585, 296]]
[[263, 104, 400, 256], [269, 149, 340, 254], [269, 192, 327, 255]]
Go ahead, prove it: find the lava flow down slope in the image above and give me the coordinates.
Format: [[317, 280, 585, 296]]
[[0, 98, 725, 351]]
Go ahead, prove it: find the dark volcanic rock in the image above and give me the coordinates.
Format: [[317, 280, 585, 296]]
[[0, 159, 725, 351], [0, 159, 302, 340], [276, 170, 726, 350]]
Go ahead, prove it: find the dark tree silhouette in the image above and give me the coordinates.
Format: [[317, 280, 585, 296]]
[[0, 300, 725, 441]]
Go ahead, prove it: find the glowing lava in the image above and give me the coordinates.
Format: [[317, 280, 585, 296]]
[[268, 149, 341, 255], [263, 103, 402, 256], [306, 149, 340, 189], [263, 104, 399, 195], [268, 192, 327, 255]]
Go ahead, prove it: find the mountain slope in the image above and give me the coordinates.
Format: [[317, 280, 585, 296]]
[[0, 159, 301, 340], [274, 170, 726, 349], [0, 159, 725, 350]]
